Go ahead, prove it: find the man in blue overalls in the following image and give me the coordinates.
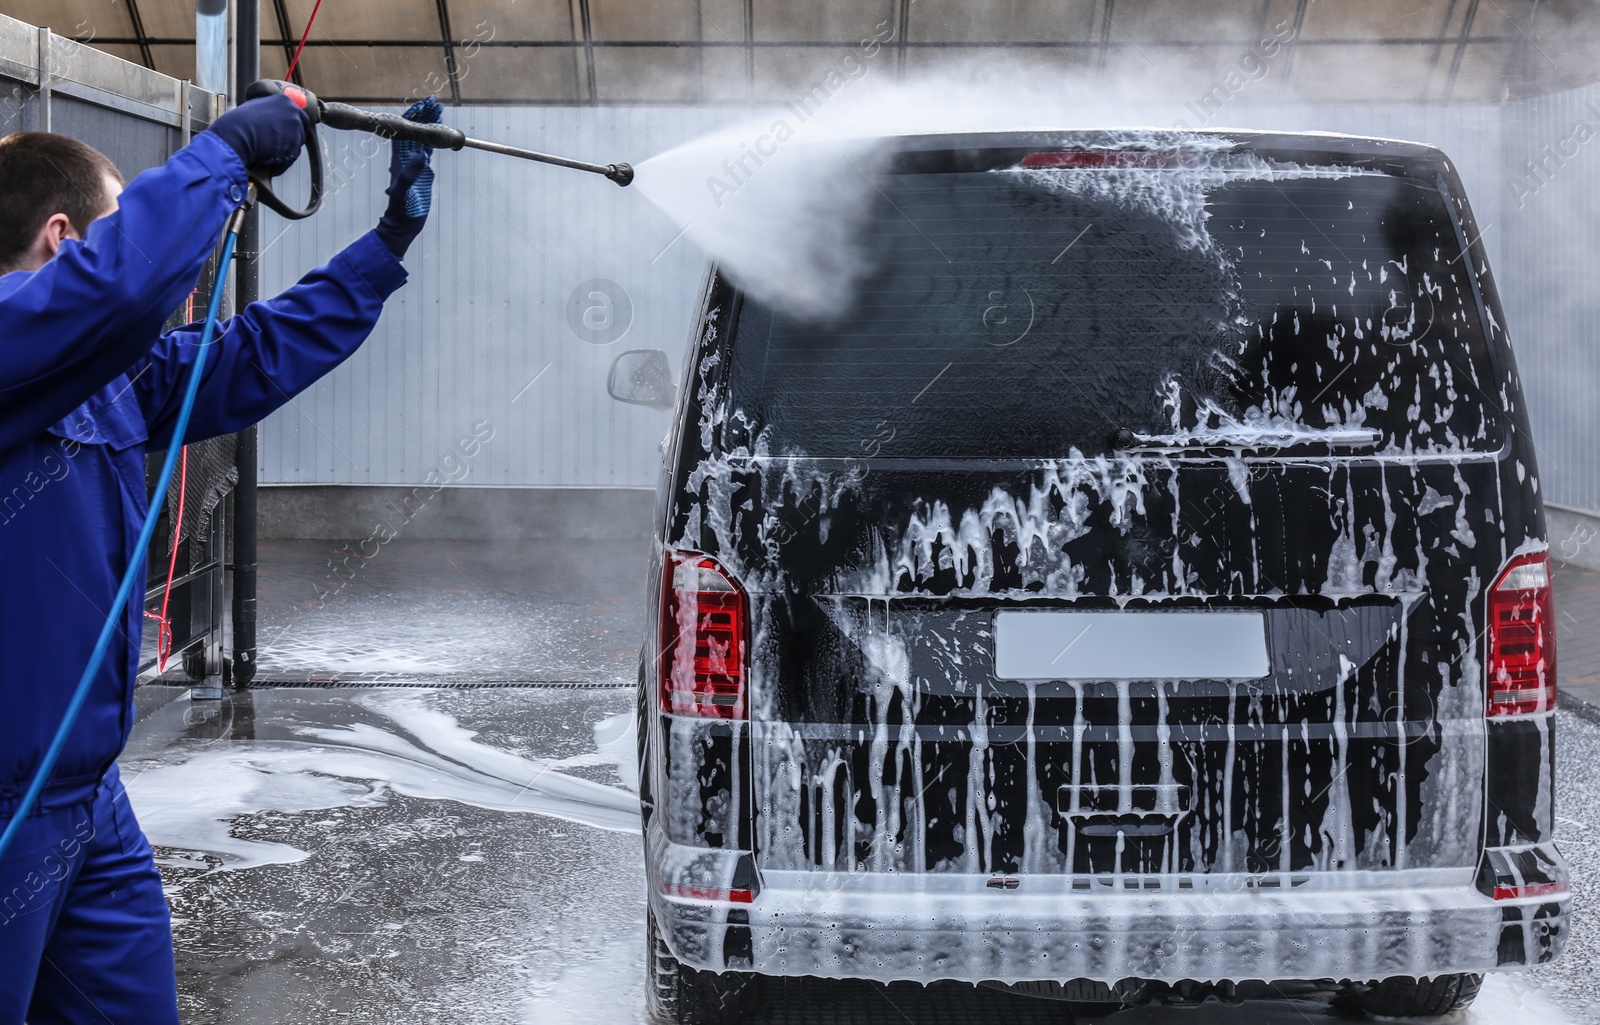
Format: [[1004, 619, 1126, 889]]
[[0, 91, 443, 1022]]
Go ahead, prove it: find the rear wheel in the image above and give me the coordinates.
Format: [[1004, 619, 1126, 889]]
[[1346, 974, 1482, 1019], [645, 908, 762, 1024]]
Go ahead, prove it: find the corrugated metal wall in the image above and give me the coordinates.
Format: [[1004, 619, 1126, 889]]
[[1499, 85, 1600, 514], [258, 107, 744, 488], [259, 101, 1594, 514]]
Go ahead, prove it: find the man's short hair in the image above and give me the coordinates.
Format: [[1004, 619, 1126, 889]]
[[0, 132, 123, 273]]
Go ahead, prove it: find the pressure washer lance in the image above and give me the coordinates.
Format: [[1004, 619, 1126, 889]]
[[241, 79, 633, 220]]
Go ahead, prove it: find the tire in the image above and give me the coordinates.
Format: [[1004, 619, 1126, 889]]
[[1348, 974, 1483, 1019], [645, 908, 763, 1025]]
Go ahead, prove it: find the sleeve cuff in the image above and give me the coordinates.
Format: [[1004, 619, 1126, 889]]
[[179, 131, 250, 194], [336, 231, 411, 300]]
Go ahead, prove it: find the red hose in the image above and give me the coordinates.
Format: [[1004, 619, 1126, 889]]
[[145, 290, 198, 674], [285, 0, 325, 80], [145, 447, 187, 673]]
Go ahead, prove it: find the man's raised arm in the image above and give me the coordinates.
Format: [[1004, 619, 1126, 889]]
[[0, 95, 308, 450]]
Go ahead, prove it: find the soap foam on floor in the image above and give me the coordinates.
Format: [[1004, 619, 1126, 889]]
[[125, 693, 639, 869]]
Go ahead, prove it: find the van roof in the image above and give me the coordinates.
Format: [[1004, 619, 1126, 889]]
[[864, 128, 1453, 175]]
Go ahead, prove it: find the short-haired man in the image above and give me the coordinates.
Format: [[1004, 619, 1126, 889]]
[[0, 92, 443, 1022]]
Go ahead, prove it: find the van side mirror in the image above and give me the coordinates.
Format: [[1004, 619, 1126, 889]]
[[607, 349, 675, 410]]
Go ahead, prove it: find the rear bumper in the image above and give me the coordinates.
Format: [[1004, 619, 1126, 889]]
[[648, 829, 1569, 984]]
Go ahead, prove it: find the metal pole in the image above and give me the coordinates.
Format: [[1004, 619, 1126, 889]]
[[231, 0, 259, 687], [196, 0, 228, 96], [34, 27, 51, 133]]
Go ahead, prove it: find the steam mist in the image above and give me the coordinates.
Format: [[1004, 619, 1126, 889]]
[[257, 6, 1600, 517], [621, 44, 1599, 517], [626, 39, 1487, 317]]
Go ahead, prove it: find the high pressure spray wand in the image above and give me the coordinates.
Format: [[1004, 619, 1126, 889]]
[[242, 79, 634, 220]]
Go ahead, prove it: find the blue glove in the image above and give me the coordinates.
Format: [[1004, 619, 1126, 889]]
[[374, 96, 441, 258], [207, 94, 309, 175]]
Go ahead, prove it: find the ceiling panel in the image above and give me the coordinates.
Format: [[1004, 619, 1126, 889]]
[[592, 45, 704, 102], [279, 0, 441, 43], [589, 0, 699, 43], [293, 44, 452, 101], [3, 0, 133, 40], [444, 0, 574, 42], [146, 41, 194, 80], [1106, 0, 1264, 43], [1447, 39, 1516, 101], [1298, 0, 1440, 41], [908, 0, 1093, 45], [259, 43, 290, 81], [1470, 2, 1523, 38], [135, 0, 204, 38], [751, 0, 896, 44], [0, 0, 1589, 105], [750, 43, 889, 102], [902, 44, 1100, 83], [1287, 41, 1438, 101], [86, 40, 143, 66], [452, 45, 579, 102], [693, 0, 747, 48], [1398, 1, 1464, 43], [1255, 0, 1310, 33], [697, 46, 754, 102]]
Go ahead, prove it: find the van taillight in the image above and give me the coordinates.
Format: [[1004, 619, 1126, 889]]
[[660, 551, 747, 719], [1486, 551, 1556, 718], [659, 882, 754, 903]]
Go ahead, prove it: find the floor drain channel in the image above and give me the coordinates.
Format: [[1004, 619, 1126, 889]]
[[146, 678, 632, 690]]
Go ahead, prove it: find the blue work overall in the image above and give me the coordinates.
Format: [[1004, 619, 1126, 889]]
[[0, 130, 406, 1023]]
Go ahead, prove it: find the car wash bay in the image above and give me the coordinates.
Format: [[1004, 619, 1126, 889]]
[[117, 540, 1600, 1023], [1, 1, 1598, 1020]]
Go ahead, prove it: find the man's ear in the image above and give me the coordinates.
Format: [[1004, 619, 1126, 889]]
[[40, 212, 76, 259]]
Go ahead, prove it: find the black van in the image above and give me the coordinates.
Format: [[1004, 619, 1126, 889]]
[[611, 130, 1567, 1022]]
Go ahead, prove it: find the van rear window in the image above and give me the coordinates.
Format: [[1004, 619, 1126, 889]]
[[725, 161, 1502, 458]]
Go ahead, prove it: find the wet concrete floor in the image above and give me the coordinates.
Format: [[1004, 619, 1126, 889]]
[[120, 541, 1599, 1023]]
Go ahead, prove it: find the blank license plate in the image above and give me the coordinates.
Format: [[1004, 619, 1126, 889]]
[[993, 610, 1270, 681]]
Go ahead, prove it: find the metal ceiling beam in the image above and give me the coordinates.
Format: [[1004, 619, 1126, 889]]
[[124, 0, 155, 69], [1253, 0, 1273, 39], [1097, 0, 1115, 74], [743, 0, 754, 102], [1278, 0, 1313, 90], [269, 0, 299, 84], [691, 0, 705, 103], [435, 0, 462, 103], [573, 0, 596, 105], [895, 0, 910, 81], [1500, 0, 1553, 98], [1444, 0, 1483, 99], [1430, 0, 1460, 71]]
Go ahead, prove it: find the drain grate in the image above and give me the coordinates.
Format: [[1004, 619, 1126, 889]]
[[143, 677, 633, 690]]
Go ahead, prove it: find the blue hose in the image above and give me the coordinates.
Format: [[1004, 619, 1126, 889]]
[[0, 220, 242, 861]]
